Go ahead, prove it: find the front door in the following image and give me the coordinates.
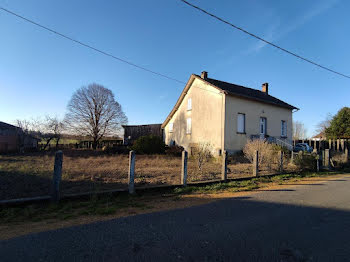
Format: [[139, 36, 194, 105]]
[[260, 117, 266, 138]]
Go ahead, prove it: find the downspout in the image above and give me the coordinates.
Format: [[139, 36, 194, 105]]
[[291, 108, 300, 145], [221, 92, 226, 155]]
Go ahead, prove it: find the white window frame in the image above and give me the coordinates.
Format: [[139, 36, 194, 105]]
[[237, 113, 245, 133], [187, 98, 192, 111], [260, 117, 267, 135], [169, 123, 174, 133], [281, 120, 287, 137], [186, 118, 192, 134]]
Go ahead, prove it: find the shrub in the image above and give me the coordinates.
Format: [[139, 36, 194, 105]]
[[132, 135, 165, 154], [165, 145, 184, 157], [103, 145, 130, 155], [294, 152, 317, 171], [331, 152, 350, 169], [243, 139, 274, 166], [192, 142, 213, 174]]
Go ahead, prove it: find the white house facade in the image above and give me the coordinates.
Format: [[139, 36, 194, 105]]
[[162, 72, 298, 155]]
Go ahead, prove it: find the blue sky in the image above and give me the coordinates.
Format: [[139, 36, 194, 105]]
[[0, 0, 349, 136]]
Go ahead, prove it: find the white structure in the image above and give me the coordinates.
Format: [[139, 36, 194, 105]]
[[162, 72, 298, 155]]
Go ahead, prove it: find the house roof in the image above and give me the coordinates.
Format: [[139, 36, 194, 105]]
[[0, 121, 20, 130], [122, 124, 162, 128], [199, 76, 298, 111], [162, 74, 299, 128], [312, 132, 325, 139]]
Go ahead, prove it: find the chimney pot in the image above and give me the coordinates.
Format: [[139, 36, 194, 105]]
[[201, 71, 208, 79], [262, 83, 269, 94]]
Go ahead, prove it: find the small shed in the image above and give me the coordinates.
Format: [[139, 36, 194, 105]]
[[0, 121, 40, 153], [123, 124, 163, 145], [0, 121, 20, 152]]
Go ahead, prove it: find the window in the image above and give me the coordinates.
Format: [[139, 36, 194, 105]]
[[281, 120, 287, 137], [260, 117, 267, 135], [169, 123, 174, 133], [237, 113, 245, 133], [186, 118, 192, 134], [187, 98, 192, 111]]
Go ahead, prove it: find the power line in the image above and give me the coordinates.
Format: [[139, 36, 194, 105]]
[[0, 6, 186, 84], [179, 0, 350, 79]]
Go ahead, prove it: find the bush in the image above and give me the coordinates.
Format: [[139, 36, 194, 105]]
[[102, 145, 130, 155], [165, 145, 184, 157], [191, 142, 213, 174], [294, 152, 317, 171], [132, 135, 165, 154], [243, 139, 275, 166], [331, 152, 350, 169]]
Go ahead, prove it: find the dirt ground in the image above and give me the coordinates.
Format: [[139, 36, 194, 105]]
[[0, 173, 346, 241]]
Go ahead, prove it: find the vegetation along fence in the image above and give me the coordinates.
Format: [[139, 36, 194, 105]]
[[1, 147, 349, 204]]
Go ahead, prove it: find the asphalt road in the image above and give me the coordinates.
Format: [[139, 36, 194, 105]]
[[2, 175, 350, 262]]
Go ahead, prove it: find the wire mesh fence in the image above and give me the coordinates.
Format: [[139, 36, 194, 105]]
[[0, 147, 348, 203], [134, 155, 182, 187], [187, 157, 221, 182]]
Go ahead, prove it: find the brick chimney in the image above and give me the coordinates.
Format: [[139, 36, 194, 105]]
[[262, 83, 269, 94], [201, 71, 208, 79]]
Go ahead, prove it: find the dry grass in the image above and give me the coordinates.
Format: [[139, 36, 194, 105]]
[[0, 150, 299, 200], [0, 151, 223, 200]]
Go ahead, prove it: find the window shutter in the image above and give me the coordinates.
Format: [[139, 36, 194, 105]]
[[187, 98, 192, 110], [237, 114, 245, 133], [186, 118, 192, 134], [281, 121, 287, 137]]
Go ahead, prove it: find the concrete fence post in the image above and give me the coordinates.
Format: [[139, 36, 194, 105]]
[[253, 150, 259, 177], [329, 139, 332, 150], [52, 150, 63, 202], [221, 150, 228, 181], [279, 151, 284, 173], [325, 149, 330, 169], [181, 150, 188, 186], [337, 139, 340, 151], [344, 147, 349, 163], [321, 150, 325, 167], [128, 150, 135, 194]]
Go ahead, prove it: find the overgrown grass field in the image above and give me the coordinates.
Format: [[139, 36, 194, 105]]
[[0, 150, 300, 200]]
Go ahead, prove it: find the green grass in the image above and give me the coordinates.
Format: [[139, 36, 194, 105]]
[[173, 171, 338, 194], [0, 171, 341, 224], [0, 194, 149, 224]]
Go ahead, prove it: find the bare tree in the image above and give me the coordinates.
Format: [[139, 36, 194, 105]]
[[193, 142, 213, 174], [315, 113, 332, 135], [16, 117, 64, 150], [293, 121, 307, 140], [16, 119, 31, 133], [64, 83, 127, 149], [41, 116, 64, 149], [15, 119, 32, 150]]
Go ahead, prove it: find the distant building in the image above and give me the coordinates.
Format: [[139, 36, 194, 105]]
[[0, 121, 19, 152], [0, 121, 39, 153], [122, 124, 163, 145], [78, 136, 123, 149], [311, 132, 326, 141]]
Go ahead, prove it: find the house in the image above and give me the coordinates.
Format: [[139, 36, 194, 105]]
[[0, 121, 40, 153], [0, 121, 20, 152], [311, 132, 326, 141], [161, 72, 298, 155], [123, 124, 162, 145]]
